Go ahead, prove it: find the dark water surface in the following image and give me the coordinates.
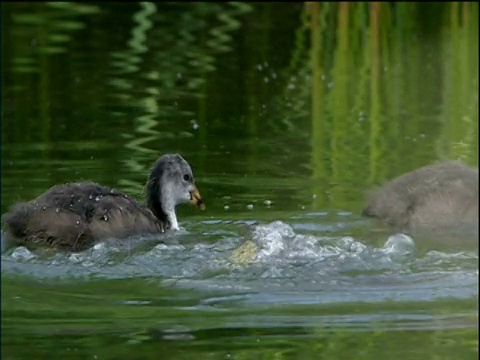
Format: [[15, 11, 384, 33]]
[[2, 3, 478, 359]]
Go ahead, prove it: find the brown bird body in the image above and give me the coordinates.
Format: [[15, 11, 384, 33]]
[[362, 161, 478, 240], [2, 154, 204, 252]]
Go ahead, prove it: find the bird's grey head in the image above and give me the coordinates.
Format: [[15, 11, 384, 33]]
[[147, 154, 204, 230]]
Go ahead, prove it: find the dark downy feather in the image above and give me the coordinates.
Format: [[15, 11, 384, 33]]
[[3, 182, 163, 251], [2, 154, 203, 252], [362, 161, 478, 239]]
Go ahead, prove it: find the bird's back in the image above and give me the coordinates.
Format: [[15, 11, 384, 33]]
[[3, 182, 163, 251], [362, 161, 478, 237]]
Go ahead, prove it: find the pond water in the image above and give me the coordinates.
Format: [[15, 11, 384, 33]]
[[1, 3, 478, 359]]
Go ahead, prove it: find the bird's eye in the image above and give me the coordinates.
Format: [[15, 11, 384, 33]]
[[183, 174, 191, 181]]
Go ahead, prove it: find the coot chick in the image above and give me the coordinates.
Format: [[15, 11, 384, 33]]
[[2, 154, 205, 252], [362, 161, 478, 240]]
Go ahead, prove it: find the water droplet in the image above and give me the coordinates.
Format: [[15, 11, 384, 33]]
[[95, 196, 101, 201], [190, 119, 199, 130], [76, 220, 80, 225], [264, 77, 269, 83], [55, 208, 59, 213], [312, 194, 318, 200], [224, 205, 230, 211], [256, 64, 263, 71], [264, 200, 272, 206], [247, 204, 254, 210], [103, 214, 108, 221]]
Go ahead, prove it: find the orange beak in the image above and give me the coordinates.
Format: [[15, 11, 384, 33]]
[[190, 186, 205, 210]]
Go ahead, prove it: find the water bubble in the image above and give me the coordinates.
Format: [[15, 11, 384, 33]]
[[69, 253, 82, 263], [95, 196, 101, 201], [264, 200, 272, 206], [224, 205, 230, 211], [93, 243, 105, 251], [253, 221, 295, 259], [312, 194, 318, 200], [256, 64, 263, 71], [103, 214, 108, 221], [247, 204, 254, 210], [11, 247, 35, 261], [337, 236, 367, 254], [383, 233, 415, 257]]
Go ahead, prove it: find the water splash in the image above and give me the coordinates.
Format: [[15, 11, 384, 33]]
[[1, 220, 477, 305]]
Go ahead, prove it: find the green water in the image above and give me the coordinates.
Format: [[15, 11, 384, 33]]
[[1, 2, 478, 359]]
